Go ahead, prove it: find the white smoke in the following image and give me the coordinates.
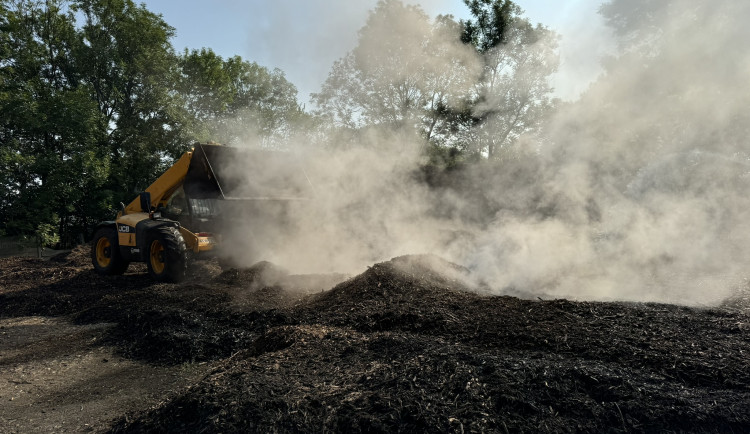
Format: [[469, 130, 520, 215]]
[[218, 0, 750, 307], [460, 0, 750, 305]]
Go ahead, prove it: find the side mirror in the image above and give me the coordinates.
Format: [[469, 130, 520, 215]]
[[139, 192, 152, 213]]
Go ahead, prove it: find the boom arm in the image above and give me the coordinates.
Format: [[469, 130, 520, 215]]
[[121, 151, 194, 216], [119, 142, 313, 216]]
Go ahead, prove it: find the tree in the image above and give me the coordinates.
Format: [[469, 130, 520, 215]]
[[0, 0, 107, 246], [312, 0, 481, 149], [177, 48, 232, 138], [312, 0, 557, 159], [75, 0, 184, 195], [0, 0, 309, 246], [176, 49, 306, 147], [460, 0, 559, 159]]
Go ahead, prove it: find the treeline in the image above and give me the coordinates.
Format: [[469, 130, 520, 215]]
[[0, 0, 557, 247], [0, 0, 308, 246]]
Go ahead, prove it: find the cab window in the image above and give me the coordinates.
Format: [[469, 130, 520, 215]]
[[165, 187, 188, 216]]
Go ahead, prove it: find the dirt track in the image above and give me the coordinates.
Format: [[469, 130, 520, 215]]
[[1, 246, 749, 433]]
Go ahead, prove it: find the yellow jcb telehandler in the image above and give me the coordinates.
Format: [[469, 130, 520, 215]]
[[91, 143, 310, 282]]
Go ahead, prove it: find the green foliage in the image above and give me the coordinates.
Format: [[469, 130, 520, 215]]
[[0, 0, 306, 247], [460, 0, 559, 159], [461, 0, 519, 51], [75, 0, 184, 197], [313, 0, 558, 162], [0, 0, 100, 247], [176, 49, 305, 147], [313, 0, 481, 150], [36, 221, 60, 247]]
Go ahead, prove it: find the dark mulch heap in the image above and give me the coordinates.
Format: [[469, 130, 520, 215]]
[[2, 247, 749, 433]]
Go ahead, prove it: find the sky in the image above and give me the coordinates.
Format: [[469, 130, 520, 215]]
[[140, 0, 614, 102]]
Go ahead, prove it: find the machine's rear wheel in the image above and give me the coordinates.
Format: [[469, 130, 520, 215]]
[[146, 226, 188, 283], [91, 227, 129, 275]]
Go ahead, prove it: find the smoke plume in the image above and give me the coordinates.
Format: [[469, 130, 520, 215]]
[[220, 0, 750, 307]]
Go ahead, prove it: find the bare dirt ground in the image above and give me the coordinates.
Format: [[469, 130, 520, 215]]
[[1, 246, 749, 433], [0, 316, 209, 433]]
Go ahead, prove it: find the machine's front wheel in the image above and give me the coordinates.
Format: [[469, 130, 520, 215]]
[[146, 226, 188, 283], [91, 227, 129, 275]]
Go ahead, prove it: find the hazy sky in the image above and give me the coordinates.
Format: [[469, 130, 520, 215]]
[[140, 0, 613, 102]]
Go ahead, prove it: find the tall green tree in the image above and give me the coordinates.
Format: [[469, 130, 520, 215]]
[[74, 0, 183, 195], [313, 0, 557, 159], [312, 0, 481, 149], [461, 0, 559, 159], [0, 0, 106, 246], [176, 48, 305, 147]]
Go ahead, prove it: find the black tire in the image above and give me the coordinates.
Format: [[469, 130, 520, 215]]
[[91, 227, 129, 275], [146, 226, 188, 283]]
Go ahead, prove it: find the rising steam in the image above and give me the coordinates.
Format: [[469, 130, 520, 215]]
[[218, 0, 750, 307]]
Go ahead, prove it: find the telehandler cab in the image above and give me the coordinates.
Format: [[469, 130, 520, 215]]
[[91, 143, 310, 282]]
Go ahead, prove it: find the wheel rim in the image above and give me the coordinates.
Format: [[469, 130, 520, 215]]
[[95, 238, 112, 267], [150, 240, 166, 274]]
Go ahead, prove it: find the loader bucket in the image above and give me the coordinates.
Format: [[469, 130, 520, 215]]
[[183, 144, 313, 201]]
